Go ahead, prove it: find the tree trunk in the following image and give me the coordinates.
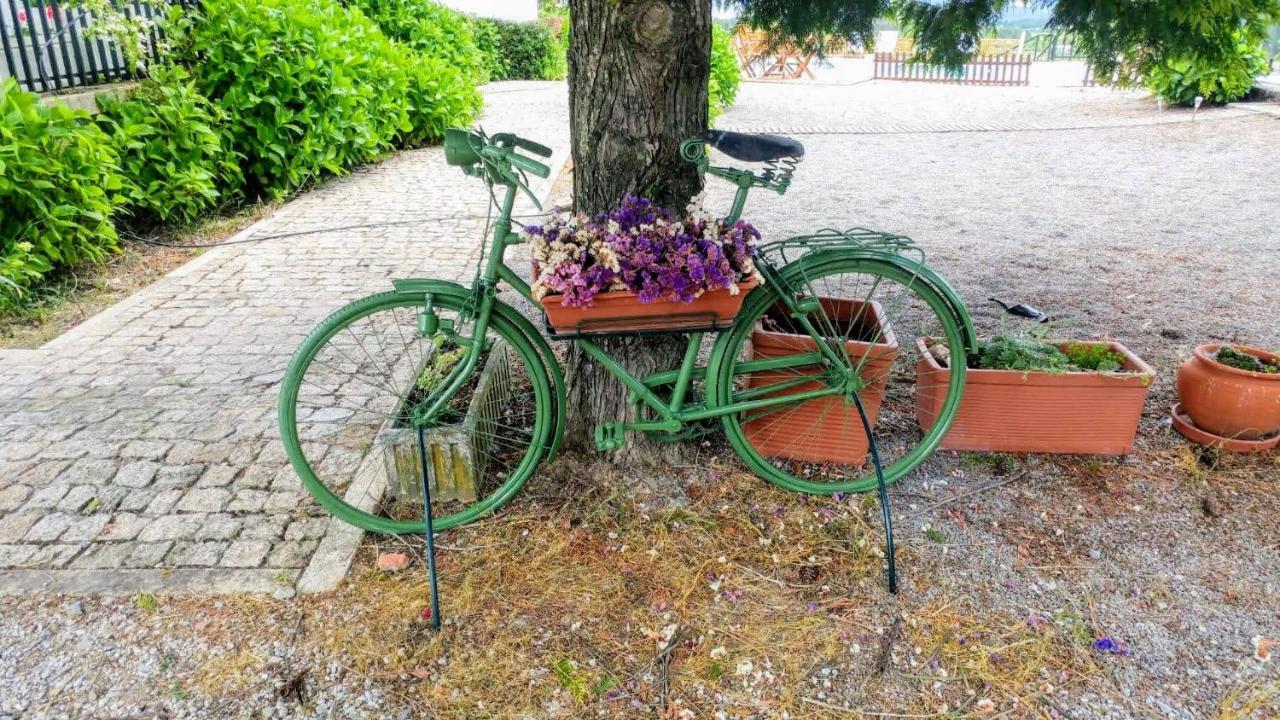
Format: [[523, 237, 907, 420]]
[[563, 0, 711, 462]]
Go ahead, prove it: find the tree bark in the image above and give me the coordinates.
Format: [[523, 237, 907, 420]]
[[564, 0, 711, 462]]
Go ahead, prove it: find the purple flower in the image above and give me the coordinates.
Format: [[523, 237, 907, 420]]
[[1091, 636, 1130, 656], [526, 194, 763, 307]]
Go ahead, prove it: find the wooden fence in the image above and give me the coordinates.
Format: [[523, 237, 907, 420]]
[[873, 52, 1032, 86]]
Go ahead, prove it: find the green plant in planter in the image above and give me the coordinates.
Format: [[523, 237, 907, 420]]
[[971, 336, 1074, 373], [1063, 342, 1125, 372], [969, 336, 1126, 373], [1215, 345, 1280, 373]]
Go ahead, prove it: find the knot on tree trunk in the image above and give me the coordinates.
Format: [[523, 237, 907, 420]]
[[634, 1, 674, 49]]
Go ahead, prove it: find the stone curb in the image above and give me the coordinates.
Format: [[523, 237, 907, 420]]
[[0, 568, 299, 595]]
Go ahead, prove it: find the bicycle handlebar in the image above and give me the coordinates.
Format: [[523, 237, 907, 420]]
[[503, 149, 551, 178]]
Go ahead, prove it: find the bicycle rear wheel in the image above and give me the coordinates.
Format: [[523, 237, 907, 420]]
[[278, 291, 553, 534], [710, 253, 967, 494]]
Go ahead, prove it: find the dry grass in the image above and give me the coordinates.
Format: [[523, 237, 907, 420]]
[[1216, 679, 1280, 720], [269, 456, 1103, 718]]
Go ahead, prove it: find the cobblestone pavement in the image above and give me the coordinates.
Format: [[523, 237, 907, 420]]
[[0, 82, 570, 594]]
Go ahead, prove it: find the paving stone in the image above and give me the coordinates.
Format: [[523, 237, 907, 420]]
[[219, 539, 271, 568], [265, 539, 318, 568], [155, 465, 204, 489], [24, 513, 75, 542], [144, 489, 185, 515], [226, 489, 269, 513], [40, 440, 89, 460], [176, 488, 231, 513], [284, 517, 329, 541], [70, 542, 132, 569], [126, 542, 174, 568], [21, 482, 70, 510], [167, 541, 227, 567], [263, 491, 305, 513], [61, 515, 111, 543], [25, 544, 82, 568], [0, 544, 38, 567], [63, 458, 117, 484], [0, 442, 45, 462], [240, 515, 287, 541], [197, 464, 239, 488], [0, 513, 40, 543], [120, 440, 173, 459], [165, 441, 206, 464], [195, 513, 242, 541], [0, 485, 31, 512], [87, 485, 130, 514], [17, 461, 70, 485], [57, 485, 100, 514], [137, 514, 205, 542], [115, 461, 160, 488], [98, 513, 149, 541], [116, 489, 157, 513]]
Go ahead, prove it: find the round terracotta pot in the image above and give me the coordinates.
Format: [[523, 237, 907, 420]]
[[1175, 343, 1280, 440]]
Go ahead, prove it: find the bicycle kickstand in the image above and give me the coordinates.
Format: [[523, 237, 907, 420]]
[[851, 394, 898, 594], [415, 426, 443, 630]]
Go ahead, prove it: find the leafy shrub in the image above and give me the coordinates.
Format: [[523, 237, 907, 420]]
[[472, 18, 566, 81], [96, 68, 242, 225], [352, 0, 488, 83], [1145, 31, 1270, 105], [708, 24, 741, 123], [0, 79, 122, 307], [177, 0, 478, 198], [400, 53, 485, 145], [470, 17, 506, 81]]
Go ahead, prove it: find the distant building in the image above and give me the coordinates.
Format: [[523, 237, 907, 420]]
[[437, 0, 536, 22]]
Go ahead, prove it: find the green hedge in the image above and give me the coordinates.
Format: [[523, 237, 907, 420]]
[[351, 0, 489, 84], [0, 79, 123, 307], [708, 24, 741, 123], [473, 17, 566, 81], [178, 0, 479, 198], [96, 68, 242, 225]]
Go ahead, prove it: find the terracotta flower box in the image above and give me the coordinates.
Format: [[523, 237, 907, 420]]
[[744, 298, 898, 465], [540, 277, 759, 336], [914, 339, 1154, 455]]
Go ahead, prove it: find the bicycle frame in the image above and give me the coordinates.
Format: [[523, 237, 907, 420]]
[[416, 161, 851, 442]]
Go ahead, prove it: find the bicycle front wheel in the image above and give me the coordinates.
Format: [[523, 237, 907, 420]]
[[710, 253, 967, 495], [278, 290, 554, 534]]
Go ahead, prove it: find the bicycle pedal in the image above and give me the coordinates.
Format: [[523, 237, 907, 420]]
[[594, 423, 625, 451]]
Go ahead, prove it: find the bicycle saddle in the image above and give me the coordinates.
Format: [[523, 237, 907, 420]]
[[702, 130, 805, 162]]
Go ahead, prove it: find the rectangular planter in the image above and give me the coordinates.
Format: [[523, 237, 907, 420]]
[[914, 339, 1154, 455], [540, 277, 759, 336], [744, 298, 898, 465], [376, 340, 515, 504]]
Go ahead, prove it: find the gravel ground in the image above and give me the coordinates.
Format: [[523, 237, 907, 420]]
[[1, 82, 1277, 719]]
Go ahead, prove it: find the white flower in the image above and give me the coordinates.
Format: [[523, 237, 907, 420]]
[[735, 659, 753, 676]]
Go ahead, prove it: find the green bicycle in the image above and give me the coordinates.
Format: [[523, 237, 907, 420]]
[[278, 128, 977, 542]]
